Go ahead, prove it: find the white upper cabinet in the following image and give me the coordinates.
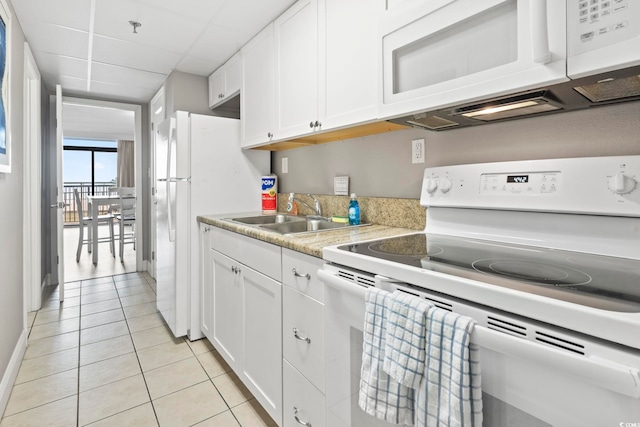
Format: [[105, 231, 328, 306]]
[[208, 52, 242, 109], [241, 24, 276, 148], [275, 0, 320, 140], [320, 0, 383, 130]]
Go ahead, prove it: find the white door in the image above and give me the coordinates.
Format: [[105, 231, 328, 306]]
[[55, 85, 65, 301], [149, 88, 165, 279]]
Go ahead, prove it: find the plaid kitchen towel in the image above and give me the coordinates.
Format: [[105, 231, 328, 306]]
[[416, 308, 483, 427], [383, 290, 434, 389], [359, 287, 415, 425]]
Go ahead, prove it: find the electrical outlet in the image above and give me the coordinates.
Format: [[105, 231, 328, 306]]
[[412, 138, 425, 163], [282, 157, 288, 173]]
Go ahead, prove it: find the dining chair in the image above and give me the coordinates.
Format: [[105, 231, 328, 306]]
[[73, 188, 115, 262], [113, 188, 136, 262]]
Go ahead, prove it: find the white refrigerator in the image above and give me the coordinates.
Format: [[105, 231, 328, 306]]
[[156, 111, 270, 340]]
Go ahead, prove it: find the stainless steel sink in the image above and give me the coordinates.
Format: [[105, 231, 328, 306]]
[[228, 214, 306, 225], [260, 219, 367, 235]]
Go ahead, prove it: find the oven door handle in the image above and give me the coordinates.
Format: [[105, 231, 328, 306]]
[[474, 326, 640, 398]]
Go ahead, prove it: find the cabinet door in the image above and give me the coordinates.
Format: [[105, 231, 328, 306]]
[[211, 249, 242, 370], [241, 24, 276, 148], [241, 266, 283, 426], [225, 52, 242, 98], [200, 224, 212, 340], [283, 360, 326, 427], [320, 0, 383, 130], [275, 0, 319, 139], [208, 68, 225, 108]]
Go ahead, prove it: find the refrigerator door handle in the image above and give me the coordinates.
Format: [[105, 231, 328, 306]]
[[158, 177, 191, 182], [167, 117, 177, 243]]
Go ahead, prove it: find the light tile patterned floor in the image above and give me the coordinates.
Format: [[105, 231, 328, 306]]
[[0, 273, 278, 427]]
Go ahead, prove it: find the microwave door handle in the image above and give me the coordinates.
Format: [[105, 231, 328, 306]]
[[474, 326, 640, 398], [530, 1, 550, 64]]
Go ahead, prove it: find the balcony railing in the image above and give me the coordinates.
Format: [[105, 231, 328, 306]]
[[63, 182, 115, 225]]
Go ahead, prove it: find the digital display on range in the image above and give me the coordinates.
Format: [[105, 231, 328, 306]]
[[507, 175, 529, 183]]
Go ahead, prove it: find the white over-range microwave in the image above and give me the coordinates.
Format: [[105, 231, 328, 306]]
[[381, 0, 640, 130]]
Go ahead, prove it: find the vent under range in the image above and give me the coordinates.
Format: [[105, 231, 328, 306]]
[[535, 331, 585, 355], [487, 316, 527, 337], [337, 269, 375, 287], [406, 113, 460, 130], [574, 74, 640, 103]]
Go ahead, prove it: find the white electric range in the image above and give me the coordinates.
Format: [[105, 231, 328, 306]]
[[319, 156, 640, 427]]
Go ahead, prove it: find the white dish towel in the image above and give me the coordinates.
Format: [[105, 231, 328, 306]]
[[415, 308, 483, 427], [359, 287, 414, 425], [383, 290, 434, 389]]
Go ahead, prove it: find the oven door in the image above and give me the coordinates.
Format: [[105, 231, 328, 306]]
[[380, 0, 567, 119], [320, 265, 640, 427]]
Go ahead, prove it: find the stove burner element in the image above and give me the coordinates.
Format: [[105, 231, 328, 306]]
[[472, 259, 593, 287], [368, 234, 432, 257]]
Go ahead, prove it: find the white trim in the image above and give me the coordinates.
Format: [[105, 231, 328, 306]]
[[61, 96, 144, 271], [0, 329, 27, 417], [23, 42, 42, 314], [148, 87, 165, 279]]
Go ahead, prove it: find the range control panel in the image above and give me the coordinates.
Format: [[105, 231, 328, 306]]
[[420, 156, 640, 216]]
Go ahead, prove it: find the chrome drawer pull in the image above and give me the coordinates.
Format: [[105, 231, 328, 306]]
[[292, 268, 310, 280], [292, 327, 311, 344], [293, 407, 311, 427]]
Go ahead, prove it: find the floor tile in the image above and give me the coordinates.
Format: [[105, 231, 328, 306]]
[[193, 411, 240, 427], [24, 331, 79, 360], [137, 340, 193, 372], [117, 284, 155, 297], [80, 334, 135, 366], [80, 320, 129, 345], [65, 281, 82, 290], [81, 289, 119, 305], [81, 298, 122, 316], [84, 402, 158, 427], [38, 296, 81, 313], [212, 372, 253, 408], [231, 399, 277, 427], [126, 312, 165, 333], [120, 292, 157, 308], [3, 369, 78, 417], [78, 374, 150, 426], [80, 308, 125, 329], [26, 312, 36, 328], [144, 356, 209, 400], [186, 338, 215, 356], [131, 325, 177, 350], [0, 395, 77, 427], [114, 272, 146, 282], [80, 352, 142, 392], [197, 350, 232, 379], [123, 302, 159, 319], [33, 306, 80, 326], [81, 282, 116, 295], [28, 317, 80, 341], [114, 277, 148, 288], [15, 347, 79, 384], [153, 381, 228, 427], [59, 287, 82, 298], [82, 277, 114, 287]]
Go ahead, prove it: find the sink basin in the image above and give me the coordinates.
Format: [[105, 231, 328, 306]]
[[260, 219, 356, 235], [228, 214, 306, 225]]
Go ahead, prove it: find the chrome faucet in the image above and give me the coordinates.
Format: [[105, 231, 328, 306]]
[[289, 193, 324, 218]]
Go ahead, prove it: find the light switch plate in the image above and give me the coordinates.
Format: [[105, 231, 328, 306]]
[[282, 157, 288, 173], [334, 176, 349, 195]]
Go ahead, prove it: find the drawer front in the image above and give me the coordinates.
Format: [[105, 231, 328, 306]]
[[283, 286, 325, 392], [209, 227, 281, 281], [282, 248, 324, 302], [283, 359, 326, 427]]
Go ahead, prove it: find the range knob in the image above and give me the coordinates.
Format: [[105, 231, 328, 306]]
[[608, 173, 636, 194], [425, 178, 438, 194], [439, 178, 453, 193]]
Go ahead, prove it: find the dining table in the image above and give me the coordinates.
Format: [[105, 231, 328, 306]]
[[86, 194, 134, 265]]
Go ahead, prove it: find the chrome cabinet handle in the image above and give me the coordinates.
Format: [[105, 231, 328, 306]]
[[309, 121, 315, 128], [293, 407, 311, 427], [314, 120, 321, 128], [231, 265, 241, 274], [292, 327, 311, 344], [267, 132, 273, 138], [292, 268, 310, 280]]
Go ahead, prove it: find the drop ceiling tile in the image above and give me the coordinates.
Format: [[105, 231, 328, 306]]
[[175, 55, 224, 77], [20, 19, 89, 59], [12, 0, 92, 31], [44, 73, 88, 93], [94, 0, 207, 53], [92, 35, 182, 75], [187, 24, 242, 64], [89, 80, 158, 103], [91, 62, 166, 90], [133, 0, 227, 22], [32, 52, 87, 81], [211, 0, 294, 40]]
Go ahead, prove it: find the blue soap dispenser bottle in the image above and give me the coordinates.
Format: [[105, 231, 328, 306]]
[[348, 193, 360, 225]]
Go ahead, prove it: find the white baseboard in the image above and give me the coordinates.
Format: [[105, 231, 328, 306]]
[[0, 329, 27, 417]]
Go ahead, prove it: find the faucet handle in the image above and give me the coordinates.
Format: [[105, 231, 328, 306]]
[[306, 194, 322, 216]]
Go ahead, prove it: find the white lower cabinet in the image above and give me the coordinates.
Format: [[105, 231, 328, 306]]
[[283, 360, 326, 427], [204, 226, 283, 426]]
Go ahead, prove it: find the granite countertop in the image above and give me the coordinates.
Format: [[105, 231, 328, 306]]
[[197, 212, 416, 258]]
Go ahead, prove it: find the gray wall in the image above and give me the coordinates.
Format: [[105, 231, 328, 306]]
[[272, 101, 640, 198], [164, 71, 212, 116], [0, 0, 27, 393]]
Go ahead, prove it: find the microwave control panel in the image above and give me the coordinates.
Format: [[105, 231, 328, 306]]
[[569, 0, 639, 55]]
